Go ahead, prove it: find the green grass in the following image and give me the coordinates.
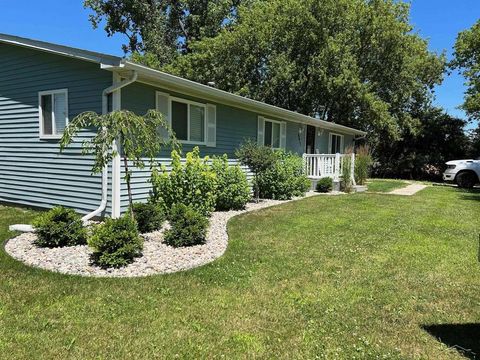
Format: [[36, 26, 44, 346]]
[[1, 188, 480, 359], [367, 178, 410, 193]]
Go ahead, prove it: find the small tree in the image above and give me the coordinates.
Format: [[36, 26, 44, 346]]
[[235, 139, 276, 202], [60, 110, 176, 216], [341, 146, 354, 193], [354, 145, 373, 185]]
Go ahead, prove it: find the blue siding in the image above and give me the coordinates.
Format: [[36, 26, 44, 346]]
[[121, 82, 259, 157], [119, 82, 356, 211], [0, 43, 113, 215]]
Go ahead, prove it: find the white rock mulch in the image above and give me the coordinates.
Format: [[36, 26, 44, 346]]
[[4, 191, 339, 278]]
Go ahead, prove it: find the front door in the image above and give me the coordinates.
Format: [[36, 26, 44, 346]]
[[305, 125, 316, 154]]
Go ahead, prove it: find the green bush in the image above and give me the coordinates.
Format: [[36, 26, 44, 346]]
[[354, 145, 372, 185], [32, 206, 87, 247], [150, 147, 217, 216], [316, 177, 333, 193], [211, 155, 251, 210], [235, 139, 276, 201], [88, 215, 143, 268], [131, 202, 165, 233], [256, 150, 311, 200], [164, 203, 209, 247]]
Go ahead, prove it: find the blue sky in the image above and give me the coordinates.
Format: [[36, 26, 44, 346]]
[[1, 1, 478, 126]]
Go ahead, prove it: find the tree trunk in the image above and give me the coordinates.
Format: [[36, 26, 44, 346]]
[[124, 155, 134, 220]]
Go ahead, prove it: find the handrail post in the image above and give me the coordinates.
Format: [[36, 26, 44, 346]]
[[334, 153, 340, 181], [302, 153, 307, 176]]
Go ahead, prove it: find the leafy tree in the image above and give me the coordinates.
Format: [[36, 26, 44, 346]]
[[372, 107, 470, 179], [452, 20, 480, 122], [84, 0, 248, 66], [60, 110, 176, 216], [467, 126, 480, 158], [167, 0, 445, 161]]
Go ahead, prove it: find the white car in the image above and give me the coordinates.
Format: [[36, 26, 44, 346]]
[[443, 159, 480, 188]]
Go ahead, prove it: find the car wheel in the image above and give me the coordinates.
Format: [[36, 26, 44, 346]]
[[456, 172, 477, 188]]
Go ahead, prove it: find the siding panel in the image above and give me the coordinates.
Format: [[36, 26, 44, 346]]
[[0, 43, 113, 215]]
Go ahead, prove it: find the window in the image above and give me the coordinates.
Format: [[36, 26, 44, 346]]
[[39, 89, 68, 138], [264, 120, 281, 149], [329, 133, 344, 153], [170, 98, 206, 144]]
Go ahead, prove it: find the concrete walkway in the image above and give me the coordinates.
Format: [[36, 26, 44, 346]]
[[388, 183, 428, 196]]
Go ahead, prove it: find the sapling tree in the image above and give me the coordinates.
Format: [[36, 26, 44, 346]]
[[60, 110, 177, 217], [235, 139, 276, 202]]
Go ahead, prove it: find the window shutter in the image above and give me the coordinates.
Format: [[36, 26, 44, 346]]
[[156, 92, 171, 140], [280, 121, 287, 149], [257, 116, 265, 146], [206, 104, 216, 147], [53, 92, 67, 134]]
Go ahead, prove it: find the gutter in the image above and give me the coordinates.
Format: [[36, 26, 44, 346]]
[[82, 70, 138, 222], [9, 70, 138, 233], [121, 60, 367, 137]]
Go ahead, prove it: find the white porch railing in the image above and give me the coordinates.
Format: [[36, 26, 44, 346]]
[[303, 153, 356, 183]]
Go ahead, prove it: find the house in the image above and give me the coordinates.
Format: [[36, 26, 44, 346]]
[[0, 33, 366, 218]]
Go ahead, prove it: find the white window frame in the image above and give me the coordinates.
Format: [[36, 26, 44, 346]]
[[329, 133, 344, 154], [169, 96, 207, 145], [38, 88, 69, 139], [263, 118, 282, 150]]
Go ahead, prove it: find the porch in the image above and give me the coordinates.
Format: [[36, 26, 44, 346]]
[[303, 153, 356, 187]]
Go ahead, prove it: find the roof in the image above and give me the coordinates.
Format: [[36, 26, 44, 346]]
[[0, 33, 366, 136]]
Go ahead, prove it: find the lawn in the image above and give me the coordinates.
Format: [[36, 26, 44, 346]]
[[1, 187, 480, 359], [367, 178, 410, 193]]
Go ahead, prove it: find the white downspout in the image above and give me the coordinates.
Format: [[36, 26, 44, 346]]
[[8, 71, 138, 232], [9, 70, 138, 232], [81, 70, 138, 222]]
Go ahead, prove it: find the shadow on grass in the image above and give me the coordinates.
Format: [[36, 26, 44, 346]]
[[422, 323, 480, 359], [455, 188, 480, 202]]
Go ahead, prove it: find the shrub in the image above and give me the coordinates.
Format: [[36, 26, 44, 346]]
[[164, 203, 209, 247], [150, 147, 217, 216], [131, 202, 165, 233], [354, 145, 372, 185], [32, 206, 87, 247], [342, 147, 354, 193], [256, 150, 311, 200], [235, 139, 276, 201], [211, 155, 251, 210], [88, 215, 143, 268], [316, 177, 333, 193]]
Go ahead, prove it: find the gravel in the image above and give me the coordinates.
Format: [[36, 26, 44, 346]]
[[5, 191, 339, 278]]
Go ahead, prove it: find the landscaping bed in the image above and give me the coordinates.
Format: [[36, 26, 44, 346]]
[[5, 193, 329, 277]]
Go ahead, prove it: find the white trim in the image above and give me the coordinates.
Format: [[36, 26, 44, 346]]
[[0, 33, 120, 66], [0, 33, 365, 136], [328, 132, 344, 154], [169, 96, 208, 145], [262, 118, 283, 150], [123, 63, 367, 136], [38, 88, 68, 139], [111, 73, 122, 218]]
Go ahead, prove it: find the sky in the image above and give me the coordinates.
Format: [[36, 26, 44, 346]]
[[0, 0, 478, 127]]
